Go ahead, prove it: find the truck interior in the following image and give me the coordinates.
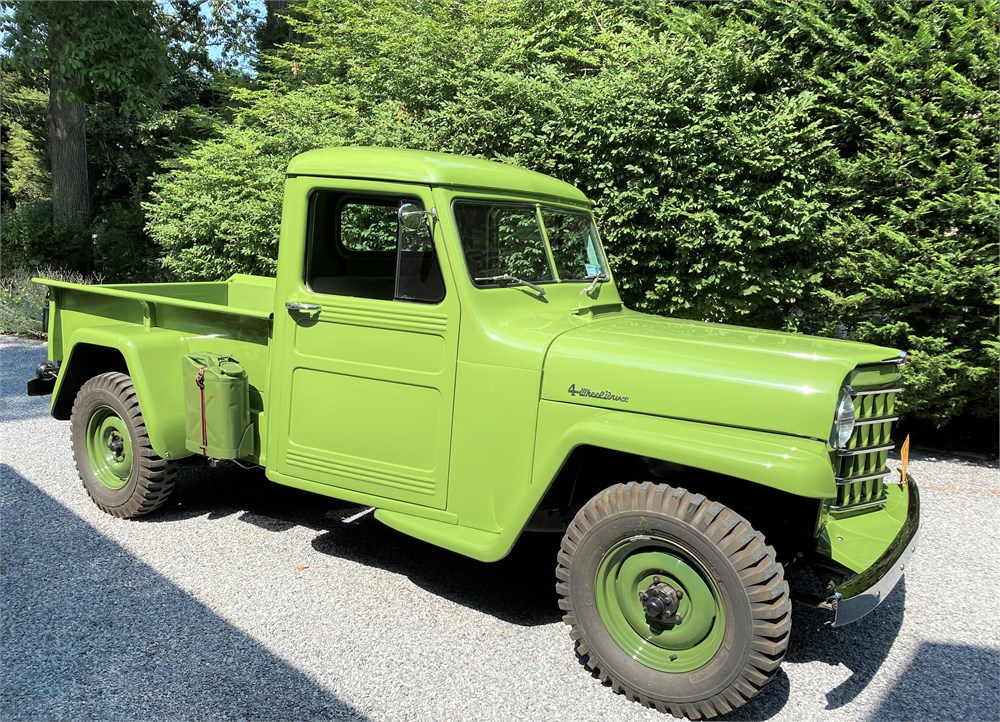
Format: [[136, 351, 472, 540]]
[[306, 189, 444, 304]]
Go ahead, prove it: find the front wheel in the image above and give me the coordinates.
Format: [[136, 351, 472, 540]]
[[71, 372, 175, 518], [556, 482, 790, 719]]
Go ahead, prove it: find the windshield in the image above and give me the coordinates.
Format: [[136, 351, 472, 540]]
[[454, 201, 608, 286]]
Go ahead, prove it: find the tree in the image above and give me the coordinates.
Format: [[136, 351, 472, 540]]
[[2, 1, 168, 237], [1, 0, 261, 278]]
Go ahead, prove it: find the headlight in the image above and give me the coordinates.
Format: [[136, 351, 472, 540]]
[[831, 392, 856, 448]]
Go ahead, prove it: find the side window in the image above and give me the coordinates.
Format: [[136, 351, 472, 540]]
[[306, 190, 445, 304]]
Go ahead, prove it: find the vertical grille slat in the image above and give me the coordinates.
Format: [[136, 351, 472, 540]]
[[831, 379, 901, 514]]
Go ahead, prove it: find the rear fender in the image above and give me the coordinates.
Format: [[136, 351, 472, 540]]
[[52, 326, 189, 459]]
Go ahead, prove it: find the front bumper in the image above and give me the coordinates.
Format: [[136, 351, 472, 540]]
[[831, 475, 920, 626]]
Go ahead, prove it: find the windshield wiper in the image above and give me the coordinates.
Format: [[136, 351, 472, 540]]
[[474, 273, 547, 298], [582, 272, 609, 296]]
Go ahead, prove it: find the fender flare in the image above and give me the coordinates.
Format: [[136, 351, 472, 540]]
[[51, 325, 190, 459], [531, 408, 837, 501], [487, 407, 836, 560]]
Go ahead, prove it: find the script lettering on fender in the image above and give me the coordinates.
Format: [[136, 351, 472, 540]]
[[566, 383, 629, 403]]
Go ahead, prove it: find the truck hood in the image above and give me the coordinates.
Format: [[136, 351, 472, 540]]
[[541, 311, 900, 441]]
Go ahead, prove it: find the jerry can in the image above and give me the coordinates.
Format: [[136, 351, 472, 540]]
[[183, 353, 252, 458]]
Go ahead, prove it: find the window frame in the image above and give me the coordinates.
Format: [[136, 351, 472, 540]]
[[450, 197, 609, 290], [304, 188, 446, 305]]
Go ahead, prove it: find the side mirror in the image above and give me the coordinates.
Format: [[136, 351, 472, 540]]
[[399, 202, 432, 232]]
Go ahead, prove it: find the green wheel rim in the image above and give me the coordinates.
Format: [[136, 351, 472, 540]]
[[595, 535, 726, 673], [85, 405, 133, 490]]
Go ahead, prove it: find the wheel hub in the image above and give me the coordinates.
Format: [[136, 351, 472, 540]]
[[108, 434, 125, 460], [594, 535, 725, 672], [639, 575, 684, 624], [85, 406, 133, 490]]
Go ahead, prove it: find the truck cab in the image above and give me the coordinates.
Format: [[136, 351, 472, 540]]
[[268, 148, 629, 550], [30, 147, 919, 720]]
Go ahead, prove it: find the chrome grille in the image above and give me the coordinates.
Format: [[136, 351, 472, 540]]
[[831, 384, 900, 512]]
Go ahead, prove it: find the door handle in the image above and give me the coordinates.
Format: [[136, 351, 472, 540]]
[[285, 301, 321, 312]]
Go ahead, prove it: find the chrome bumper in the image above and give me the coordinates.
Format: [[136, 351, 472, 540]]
[[831, 475, 920, 626]]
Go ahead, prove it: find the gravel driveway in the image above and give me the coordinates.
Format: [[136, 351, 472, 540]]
[[2, 335, 998, 721]]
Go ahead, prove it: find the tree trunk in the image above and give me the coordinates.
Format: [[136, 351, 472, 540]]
[[47, 28, 89, 230], [259, 0, 297, 50]]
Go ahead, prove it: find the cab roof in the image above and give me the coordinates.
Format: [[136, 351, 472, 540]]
[[286, 147, 589, 205]]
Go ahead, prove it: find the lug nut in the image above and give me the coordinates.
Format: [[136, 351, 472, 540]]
[[676, 590, 684, 599], [653, 576, 660, 584]]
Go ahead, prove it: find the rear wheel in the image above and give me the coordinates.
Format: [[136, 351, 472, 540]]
[[556, 482, 790, 719], [71, 372, 175, 518]]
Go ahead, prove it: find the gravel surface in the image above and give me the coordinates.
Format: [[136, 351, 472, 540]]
[[2, 335, 998, 721]]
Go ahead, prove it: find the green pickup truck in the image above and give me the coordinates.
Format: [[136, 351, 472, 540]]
[[28, 147, 918, 719]]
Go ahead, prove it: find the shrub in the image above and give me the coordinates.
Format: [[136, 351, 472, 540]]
[[1, 201, 91, 273], [0, 267, 100, 337], [144, 124, 295, 280], [91, 201, 164, 282], [145, 0, 999, 425]]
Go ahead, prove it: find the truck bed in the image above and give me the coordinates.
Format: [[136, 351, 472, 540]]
[[35, 274, 276, 319], [35, 274, 276, 462]]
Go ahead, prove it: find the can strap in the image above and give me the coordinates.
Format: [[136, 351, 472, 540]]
[[195, 366, 208, 455]]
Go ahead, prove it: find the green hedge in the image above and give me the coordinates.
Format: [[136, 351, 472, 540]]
[[145, 0, 999, 424]]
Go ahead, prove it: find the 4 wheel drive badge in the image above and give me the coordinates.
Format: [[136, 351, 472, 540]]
[[567, 383, 629, 403]]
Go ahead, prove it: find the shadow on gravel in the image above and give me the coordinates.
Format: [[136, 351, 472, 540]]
[[717, 585, 906, 721], [145, 463, 564, 627], [311, 517, 564, 627], [786, 588, 905, 709], [0, 463, 365, 721], [869, 641, 999, 721], [151, 462, 357, 531]]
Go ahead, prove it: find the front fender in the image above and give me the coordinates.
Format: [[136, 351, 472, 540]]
[[52, 325, 189, 459], [531, 401, 837, 500], [374, 403, 837, 564]]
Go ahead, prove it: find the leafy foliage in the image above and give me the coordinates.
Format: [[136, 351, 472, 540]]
[[791, 1, 999, 421], [0, 0, 261, 280], [144, 124, 291, 278], [1, 0, 991, 427], [1, 1, 169, 115], [0, 200, 92, 272], [0, 79, 49, 202]]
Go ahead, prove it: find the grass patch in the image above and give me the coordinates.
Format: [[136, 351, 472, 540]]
[[0, 268, 101, 337]]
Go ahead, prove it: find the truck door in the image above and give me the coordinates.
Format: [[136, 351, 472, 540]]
[[271, 178, 457, 510]]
